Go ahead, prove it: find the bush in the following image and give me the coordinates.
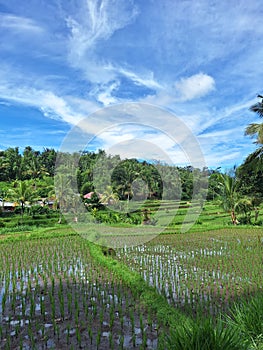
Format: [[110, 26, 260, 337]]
[[29, 205, 51, 217], [14, 206, 23, 215]]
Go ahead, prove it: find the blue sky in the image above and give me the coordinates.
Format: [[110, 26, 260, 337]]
[[0, 0, 263, 169]]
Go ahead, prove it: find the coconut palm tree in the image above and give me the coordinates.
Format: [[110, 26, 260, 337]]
[[99, 185, 119, 207], [54, 173, 72, 224], [247, 97, 263, 143], [243, 96, 263, 168], [218, 173, 239, 225], [8, 180, 38, 223]]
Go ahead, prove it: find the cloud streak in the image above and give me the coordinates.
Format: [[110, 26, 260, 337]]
[[65, 0, 138, 80], [0, 12, 44, 33], [0, 0, 263, 168]]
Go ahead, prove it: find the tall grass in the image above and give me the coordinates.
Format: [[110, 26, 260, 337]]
[[225, 293, 263, 349], [166, 317, 246, 350]]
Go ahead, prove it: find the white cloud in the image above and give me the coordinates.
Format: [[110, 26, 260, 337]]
[[0, 13, 44, 34], [174, 73, 215, 101], [1, 0, 262, 168], [118, 68, 162, 90], [0, 81, 97, 125], [66, 0, 138, 79], [95, 81, 120, 106]]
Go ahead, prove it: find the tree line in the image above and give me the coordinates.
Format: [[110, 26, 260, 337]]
[[0, 96, 263, 225]]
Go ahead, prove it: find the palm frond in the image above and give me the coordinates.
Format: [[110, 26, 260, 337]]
[[245, 123, 263, 144], [241, 146, 263, 171], [250, 102, 263, 117]]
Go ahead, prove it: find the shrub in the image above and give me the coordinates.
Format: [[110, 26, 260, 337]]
[[29, 205, 51, 217]]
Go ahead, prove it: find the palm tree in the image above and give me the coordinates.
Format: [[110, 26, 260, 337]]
[[243, 96, 263, 168], [23, 157, 49, 179], [54, 173, 72, 224], [99, 185, 119, 206], [218, 173, 239, 225], [241, 146, 263, 169], [8, 180, 38, 222]]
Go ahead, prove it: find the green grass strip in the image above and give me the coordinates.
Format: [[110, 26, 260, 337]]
[[0, 225, 77, 244], [86, 241, 192, 343]]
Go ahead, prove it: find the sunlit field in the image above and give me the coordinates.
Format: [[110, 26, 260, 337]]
[[116, 229, 263, 318], [0, 213, 262, 349], [0, 235, 159, 349]]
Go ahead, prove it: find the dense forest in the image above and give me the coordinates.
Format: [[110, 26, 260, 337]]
[[0, 145, 260, 199], [0, 97, 263, 226]]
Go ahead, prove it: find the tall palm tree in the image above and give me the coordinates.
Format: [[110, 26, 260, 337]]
[[243, 96, 263, 168], [246, 97, 263, 144], [218, 173, 239, 225], [246, 97, 263, 143], [54, 173, 72, 224]]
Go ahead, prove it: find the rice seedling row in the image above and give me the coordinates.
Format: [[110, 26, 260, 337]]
[[116, 229, 263, 319], [0, 236, 159, 349]]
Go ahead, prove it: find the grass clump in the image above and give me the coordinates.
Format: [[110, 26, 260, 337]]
[[225, 293, 263, 349], [166, 317, 246, 350]]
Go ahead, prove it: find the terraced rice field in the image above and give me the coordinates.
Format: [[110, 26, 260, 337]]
[[0, 228, 262, 349], [116, 229, 263, 318], [0, 236, 159, 349]]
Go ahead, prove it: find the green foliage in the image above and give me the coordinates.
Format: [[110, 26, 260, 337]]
[[0, 145, 263, 230], [0, 226, 262, 349], [0, 225, 35, 234], [242, 97, 263, 171], [80, 181, 94, 196], [29, 204, 51, 217], [166, 317, 246, 350], [226, 293, 263, 348], [90, 208, 142, 225]]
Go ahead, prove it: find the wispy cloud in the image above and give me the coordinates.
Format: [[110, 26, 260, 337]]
[[118, 68, 162, 90], [65, 0, 138, 81], [0, 0, 263, 167], [0, 12, 44, 33]]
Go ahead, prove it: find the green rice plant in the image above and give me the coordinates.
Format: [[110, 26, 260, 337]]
[[1, 290, 6, 313], [30, 295, 35, 319], [96, 329, 101, 349], [142, 330, 147, 349], [66, 324, 70, 345], [132, 333, 136, 347], [76, 327, 81, 348], [0, 231, 161, 349], [40, 295, 45, 319], [109, 331, 113, 349], [88, 325, 93, 345], [119, 334, 124, 350]]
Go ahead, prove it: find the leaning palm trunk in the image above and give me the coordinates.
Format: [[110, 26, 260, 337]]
[[231, 209, 238, 225]]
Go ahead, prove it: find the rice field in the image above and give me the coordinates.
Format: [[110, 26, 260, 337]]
[[116, 229, 263, 318], [0, 236, 159, 349], [0, 228, 262, 349]]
